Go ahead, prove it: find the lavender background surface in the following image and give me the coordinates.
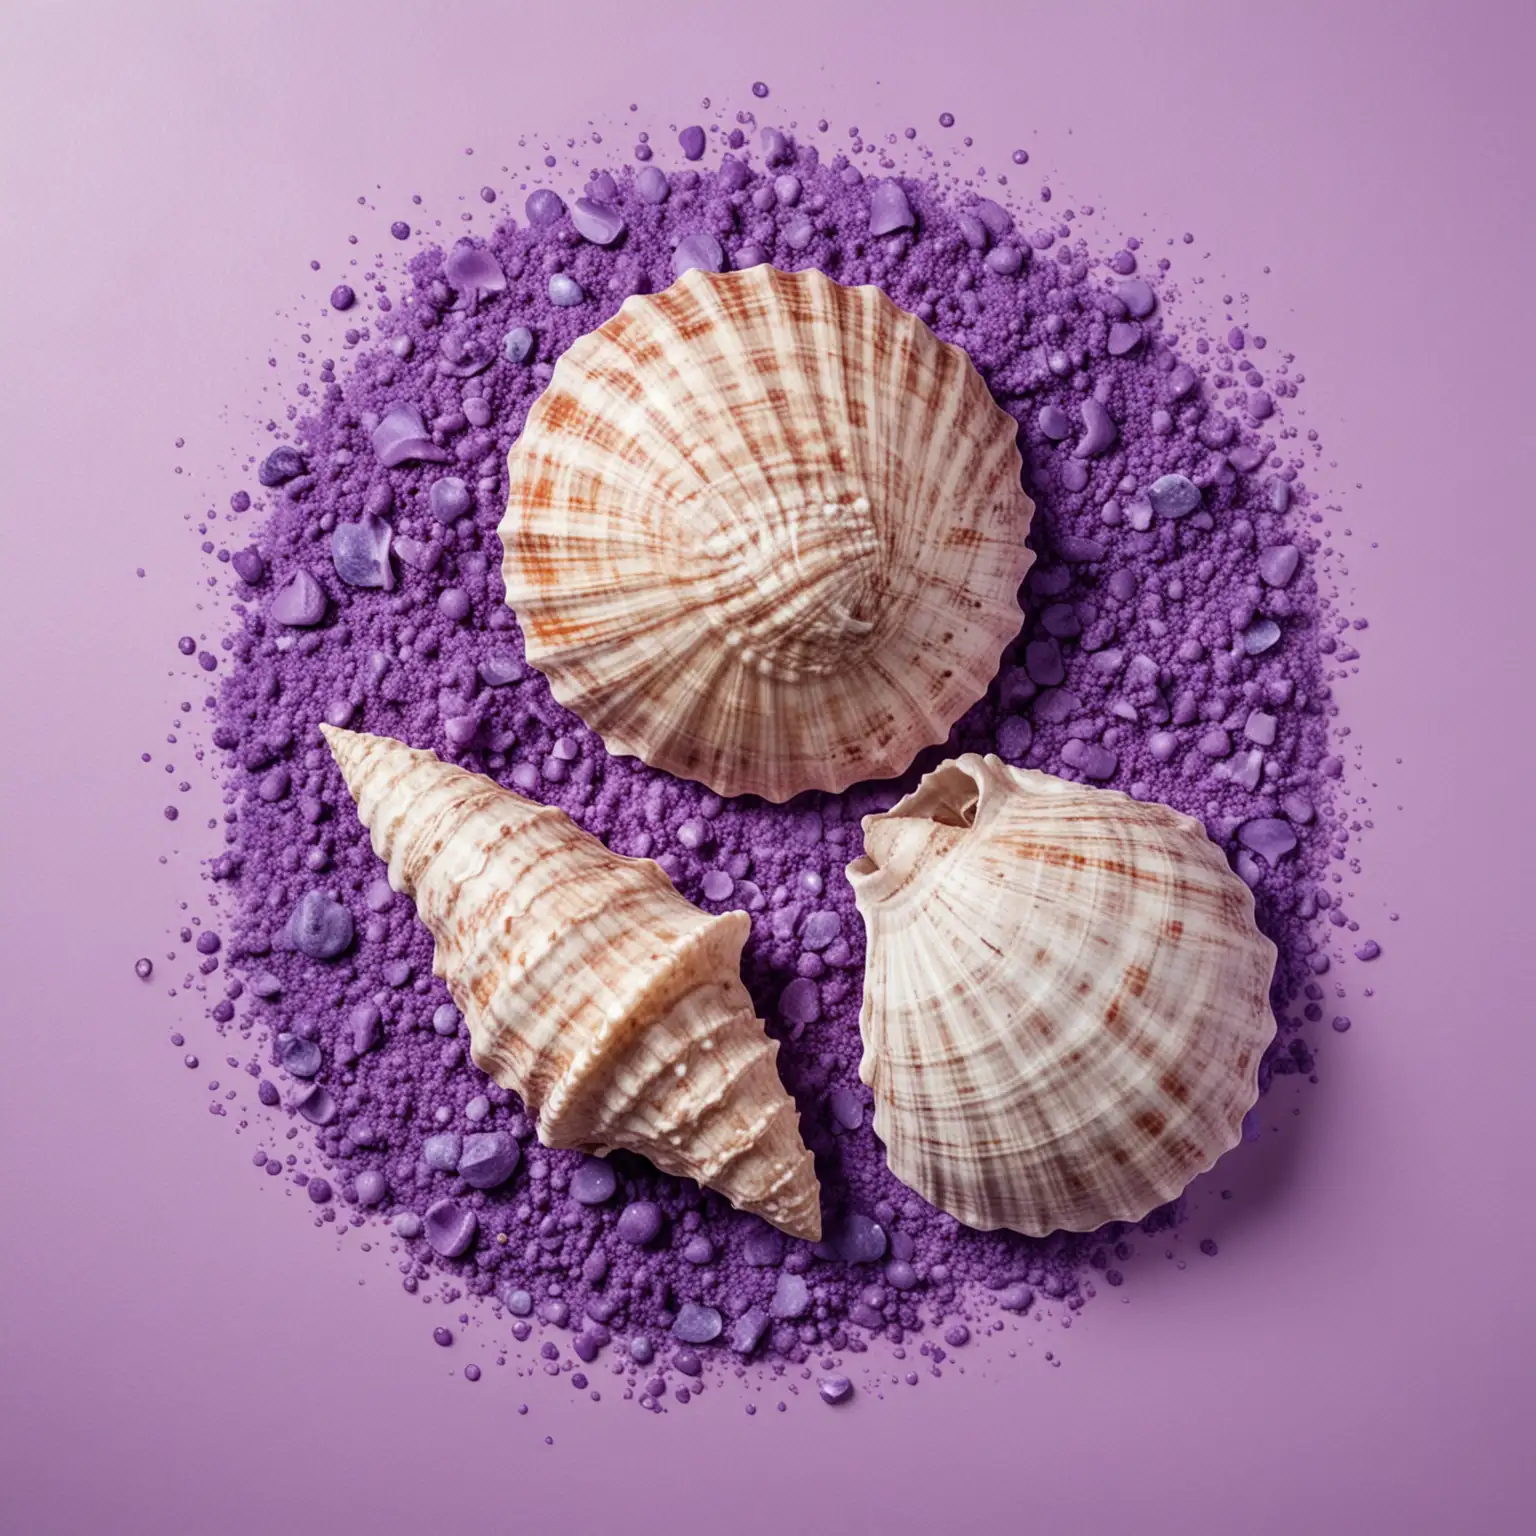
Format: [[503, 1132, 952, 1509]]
[[1, 1, 1531, 1532]]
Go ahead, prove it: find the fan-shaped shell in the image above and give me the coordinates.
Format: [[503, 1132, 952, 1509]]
[[847, 754, 1276, 1236], [500, 264, 1034, 801], [321, 726, 821, 1239]]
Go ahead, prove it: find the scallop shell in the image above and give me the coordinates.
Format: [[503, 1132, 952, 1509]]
[[500, 264, 1034, 802], [321, 726, 821, 1239], [847, 754, 1277, 1236]]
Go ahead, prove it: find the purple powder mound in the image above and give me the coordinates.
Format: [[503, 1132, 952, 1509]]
[[196, 122, 1357, 1394]]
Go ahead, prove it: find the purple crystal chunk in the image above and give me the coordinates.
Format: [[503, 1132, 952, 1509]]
[[570, 197, 626, 246], [428, 476, 472, 525], [671, 233, 724, 278], [730, 1307, 770, 1355], [285, 890, 353, 959], [1074, 398, 1118, 458], [269, 570, 327, 627], [771, 1272, 810, 1319], [868, 179, 915, 235], [1258, 544, 1300, 587], [296, 1084, 336, 1126], [424, 1198, 477, 1258], [671, 1303, 722, 1345], [331, 512, 393, 590], [1147, 474, 1201, 518], [1238, 817, 1298, 864], [458, 1132, 519, 1190], [371, 404, 449, 468]]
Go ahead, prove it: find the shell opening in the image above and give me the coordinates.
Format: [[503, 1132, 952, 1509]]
[[848, 759, 987, 897]]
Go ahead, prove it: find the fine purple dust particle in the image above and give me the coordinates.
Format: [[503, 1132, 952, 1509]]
[[193, 112, 1358, 1393]]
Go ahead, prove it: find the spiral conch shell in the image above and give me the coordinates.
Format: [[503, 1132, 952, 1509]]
[[847, 755, 1277, 1236], [320, 726, 821, 1239], [500, 264, 1034, 802]]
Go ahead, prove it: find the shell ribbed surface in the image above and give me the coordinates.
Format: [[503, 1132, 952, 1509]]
[[321, 726, 821, 1239], [847, 754, 1277, 1237], [500, 264, 1034, 801]]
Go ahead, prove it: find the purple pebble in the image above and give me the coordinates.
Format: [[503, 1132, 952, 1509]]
[[779, 977, 821, 1025], [1074, 398, 1117, 458], [1238, 818, 1298, 864], [286, 890, 353, 959], [269, 570, 327, 628], [231, 548, 266, 584], [678, 125, 706, 161], [730, 1307, 770, 1356], [429, 477, 472, 525], [1107, 321, 1142, 356], [1037, 404, 1071, 441], [635, 166, 669, 204], [525, 189, 565, 226], [257, 446, 305, 486], [296, 1084, 336, 1126], [571, 1157, 617, 1205], [548, 274, 584, 307], [1147, 474, 1201, 519], [570, 197, 626, 246], [458, 1132, 520, 1190], [1355, 940, 1381, 961], [1117, 278, 1155, 318], [672, 233, 724, 278], [371, 404, 449, 468], [984, 245, 1024, 276], [355, 1170, 388, 1207], [868, 180, 915, 235], [672, 1303, 723, 1345], [999, 1283, 1034, 1312], [818, 1376, 853, 1405], [438, 588, 471, 622], [1259, 544, 1300, 587], [329, 285, 354, 311], [424, 1199, 477, 1258], [307, 1178, 333, 1204], [616, 1201, 663, 1246], [331, 512, 394, 590]]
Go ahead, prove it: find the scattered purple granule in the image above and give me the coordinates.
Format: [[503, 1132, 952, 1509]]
[[206, 123, 1350, 1381]]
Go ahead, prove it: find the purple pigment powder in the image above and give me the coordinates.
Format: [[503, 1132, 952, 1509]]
[[160, 104, 1378, 1408]]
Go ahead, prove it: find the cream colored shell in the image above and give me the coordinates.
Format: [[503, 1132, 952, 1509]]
[[500, 264, 1034, 802], [321, 726, 821, 1239], [847, 754, 1276, 1236]]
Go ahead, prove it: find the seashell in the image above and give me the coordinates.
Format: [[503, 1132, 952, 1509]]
[[320, 726, 821, 1239], [847, 754, 1277, 1236], [499, 264, 1034, 802]]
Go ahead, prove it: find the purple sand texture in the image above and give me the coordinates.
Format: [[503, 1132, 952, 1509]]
[[198, 129, 1359, 1403]]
